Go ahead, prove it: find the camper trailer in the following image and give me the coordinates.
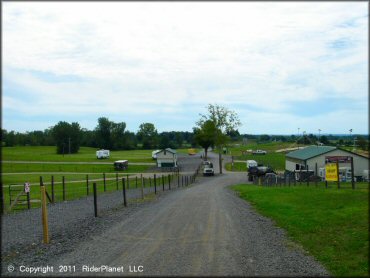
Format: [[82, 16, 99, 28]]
[[96, 149, 110, 159], [246, 160, 258, 169], [363, 170, 369, 182], [152, 150, 161, 159]]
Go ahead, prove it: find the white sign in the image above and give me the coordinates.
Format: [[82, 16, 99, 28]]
[[24, 182, 30, 193]]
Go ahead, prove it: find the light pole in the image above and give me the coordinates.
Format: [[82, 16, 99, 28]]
[[349, 129, 352, 149], [298, 128, 300, 149], [318, 129, 321, 146]]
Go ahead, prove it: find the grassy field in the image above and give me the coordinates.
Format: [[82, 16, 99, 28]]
[[2, 146, 199, 162], [237, 152, 286, 171], [227, 141, 299, 156], [225, 162, 247, 172], [2, 163, 150, 175], [2, 146, 152, 162], [231, 183, 369, 277]]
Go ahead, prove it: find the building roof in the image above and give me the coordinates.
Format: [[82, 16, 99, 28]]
[[158, 148, 177, 154], [286, 145, 336, 161]]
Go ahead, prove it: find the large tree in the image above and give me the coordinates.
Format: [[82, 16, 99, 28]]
[[52, 121, 81, 154], [95, 117, 113, 149], [193, 120, 218, 160], [137, 123, 158, 149], [196, 104, 241, 173]]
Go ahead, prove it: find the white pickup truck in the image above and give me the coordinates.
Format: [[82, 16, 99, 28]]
[[203, 161, 214, 176], [252, 150, 267, 155]]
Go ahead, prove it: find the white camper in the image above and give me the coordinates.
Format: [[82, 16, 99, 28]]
[[246, 160, 258, 169], [363, 170, 369, 182], [152, 150, 161, 159], [96, 149, 110, 159]]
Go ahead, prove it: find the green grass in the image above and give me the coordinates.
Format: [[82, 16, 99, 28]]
[[227, 141, 300, 156], [2, 146, 156, 163], [2, 163, 150, 175], [225, 162, 247, 172], [238, 152, 286, 171], [231, 184, 369, 277]]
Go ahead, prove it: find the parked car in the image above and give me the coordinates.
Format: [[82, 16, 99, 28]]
[[203, 164, 214, 176], [252, 150, 267, 155]]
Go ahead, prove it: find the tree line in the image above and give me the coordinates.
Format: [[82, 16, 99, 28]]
[[1, 117, 197, 154], [1, 114, 368, 154]]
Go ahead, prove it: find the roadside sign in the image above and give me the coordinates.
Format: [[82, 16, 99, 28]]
[[24, 182, 30, 193], [325, 163, 338, 181], [325, 156, 351, 163]]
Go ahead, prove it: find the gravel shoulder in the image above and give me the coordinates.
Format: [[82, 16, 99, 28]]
[[1, 153, 329, 276]]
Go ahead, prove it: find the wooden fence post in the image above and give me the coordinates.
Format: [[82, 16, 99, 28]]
[[62, 176, 66, 201], [168, 174, 171, 190], [103, 173, 106, 192], [154, 174, 157, 194], [27, 192, 31, 209], [307, 165, 309, 187], [336, 161, 340, 189], [93, 182, 98, 217], [122, 178, 127, 207], [86, 174, 89, 196], [162, 175, 165, 191], [40, 184, 50, 244], [116, 173, 119, 190], [51, 175, 55, 203], [141, 174, 144, 199]]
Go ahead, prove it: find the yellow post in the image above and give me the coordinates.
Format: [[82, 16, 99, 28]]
[[40, 185, 50, 244]]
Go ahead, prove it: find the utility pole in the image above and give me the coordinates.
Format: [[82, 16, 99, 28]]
[[297, 127, 300, 149]]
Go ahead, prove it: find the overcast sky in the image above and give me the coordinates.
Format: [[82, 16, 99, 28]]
[[2, 2, 368, 135]]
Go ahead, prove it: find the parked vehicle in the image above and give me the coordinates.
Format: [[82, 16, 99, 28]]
[[96, 149, 110, 159], [203, 163, 214, 176], [248, 165, 274, 181], [252, 150, 267, 155], [188, 148, 197, 155], [114, 160, 128, 170], [246, 160, 258, 169], [363, 170, 369, 182]]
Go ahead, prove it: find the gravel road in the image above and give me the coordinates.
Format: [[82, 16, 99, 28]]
[[1, 153, 329, 276]]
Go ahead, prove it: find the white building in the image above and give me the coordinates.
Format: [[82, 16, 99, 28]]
[[156, 148, 178, 168], [285, 146, 369, 178]]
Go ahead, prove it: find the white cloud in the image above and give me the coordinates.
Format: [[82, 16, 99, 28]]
[[2, 2, 368, 133]]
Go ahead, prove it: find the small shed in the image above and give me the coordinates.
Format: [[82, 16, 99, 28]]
[[285, 145, 369, 178], [156, 148, 177, 168]]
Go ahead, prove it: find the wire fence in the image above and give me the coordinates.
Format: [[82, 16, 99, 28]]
[[1, 163, 202, 253], [250, 171, 364, 190]]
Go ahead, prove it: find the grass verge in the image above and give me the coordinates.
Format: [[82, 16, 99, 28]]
[[231, 184, 369, 277]]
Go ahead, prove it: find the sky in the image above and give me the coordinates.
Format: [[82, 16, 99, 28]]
[[2, 1, 368, 135]]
